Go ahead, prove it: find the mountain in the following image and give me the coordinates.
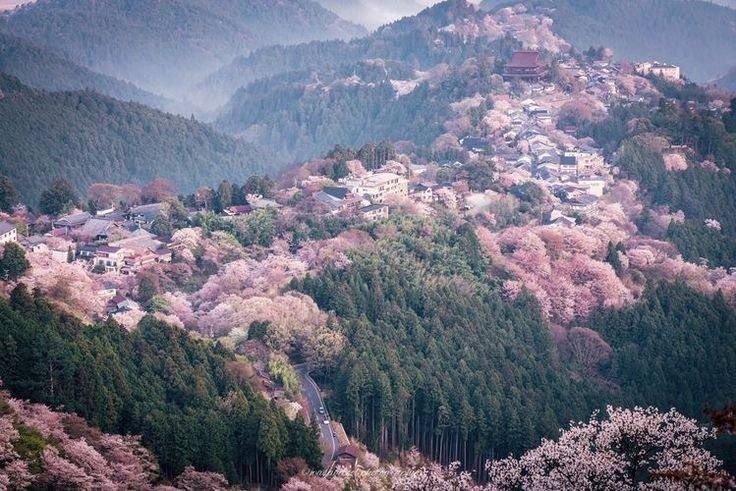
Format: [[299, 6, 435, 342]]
[[315, 0, 437, 29], [716, 66, 736, 92], [0, 32, 168, 109], [1, 0, 366, 99], [198, 0, 503, 109], [481, 0, 736, 83], [214, 1, 515, 160], [0, 73, 276, 206]]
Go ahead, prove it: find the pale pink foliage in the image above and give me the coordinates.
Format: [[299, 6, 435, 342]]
[[488, 406, 725, 491], [175, 466, 230, 491], [663, 153, 688, 172], [492, 226, 632, 323]]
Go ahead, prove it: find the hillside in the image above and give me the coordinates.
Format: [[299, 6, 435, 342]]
[[0, 73, 276, 206], [0, 288, 321, 484], [202, 0, 510, 110], [0, 32, 168, 109], [716, 66, 736, 92], [481, 0, 736, 82], [1, 0, 366, 99]]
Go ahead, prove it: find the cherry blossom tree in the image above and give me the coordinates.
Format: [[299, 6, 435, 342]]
[[487, 406, 728, 491]]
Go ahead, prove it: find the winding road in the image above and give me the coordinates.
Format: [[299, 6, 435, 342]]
[[295, 363, 336, 468]]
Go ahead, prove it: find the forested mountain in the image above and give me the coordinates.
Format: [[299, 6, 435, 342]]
[[0, 0, 366, 98], [315, 0, 435, 29], [580, 82, 736, 267], [294, 217, 736, 478], [481, 0, 736, 82], [716, 66, 736, 92], [0, 286, 321, 485], [215, 55, 506, 162], [295, 218, 605, 476], [0, 32, 168, 109], [195, 0, 497, 108], [0, 73, 275, 206]]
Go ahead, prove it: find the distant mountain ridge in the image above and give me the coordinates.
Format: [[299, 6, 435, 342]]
[[196, 0, 491, 108], [0, 32, 168, 109], [481, 0, 736, 82], [0, 73, 275, 206], [1, 0, 366, 99]]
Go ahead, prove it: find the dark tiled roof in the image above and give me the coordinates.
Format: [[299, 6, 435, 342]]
[[322, 187, 349, 200]]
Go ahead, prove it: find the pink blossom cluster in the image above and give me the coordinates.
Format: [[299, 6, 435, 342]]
[[487, 406, 726, 490], [1, 394, 159, 489], [486, 225, 633, 323]]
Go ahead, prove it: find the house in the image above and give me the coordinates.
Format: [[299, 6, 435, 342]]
[[110, 228, 163, 253], [550, 215, 577, 228], [567, 193, 599, 212], [128, 203, 167, 225], [22, 235, 47, 253], [78, 244, 98, 259], [155, 248, 173, 263], [335, 445, 358, 469], [0, 222, 17, 245], [460, 136, 490, 153], [223, 205, 252, 217], [53, 212, 91, 231], [578, 178, 606, 197], [409, 184, 434, 203], [247, 194, 282, 210], [559, 154, 579, 175], [503, 51, 548, 81], [79, 218, 118, 241], [360, 204, 389, 222], [94, 246, 126, 273], [635, 61, 680, 81], [314, 187, 353, 213], [343, 172, 408, 204]]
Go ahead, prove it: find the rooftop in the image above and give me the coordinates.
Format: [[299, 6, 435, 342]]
[[507, 51, 544, 69], [0, 221, 16, 235]]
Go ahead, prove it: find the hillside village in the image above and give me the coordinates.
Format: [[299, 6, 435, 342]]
[[0, 3, 735, 487]]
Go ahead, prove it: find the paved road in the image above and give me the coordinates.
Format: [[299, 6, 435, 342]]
[[295, 364, 336, 468]]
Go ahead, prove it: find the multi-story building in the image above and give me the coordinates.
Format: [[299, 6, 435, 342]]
[[635, 62, 680, 81], [94, 246, 126, 273], [0, 222, 17, 245], [343, 172, 408, 204]]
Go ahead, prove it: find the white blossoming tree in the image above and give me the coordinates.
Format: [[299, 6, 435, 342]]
[[487, 406, 727, 491]]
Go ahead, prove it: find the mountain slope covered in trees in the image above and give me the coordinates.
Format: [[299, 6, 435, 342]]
[[0, 32, 167, 109], [1, 0, 366, 98], [481, 0, 736, 82], [0, 73, 275, 206], [196, 0, 500, 108], [0, 286, 322, 485]]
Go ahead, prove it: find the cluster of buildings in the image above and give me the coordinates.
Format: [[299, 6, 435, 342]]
[[635, 61, 681, 81], [12, 202, 179, 275], [313, 171, 409, 221]]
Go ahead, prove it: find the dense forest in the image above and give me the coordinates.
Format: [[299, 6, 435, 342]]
[[0, 73, 274, 207], [215, 52, 508, 162], [580, 88, 736, 267], [481, 0, 736, 82], [0, 32, 167, 109], [293, 217, 736, 477], [589, 282, 736, 470], [198, 0, 514, 108], [295, 217, 605, 478], [590, 282, 736, 419], [0, 0, 364, 98], [0, 285, 322, 486]]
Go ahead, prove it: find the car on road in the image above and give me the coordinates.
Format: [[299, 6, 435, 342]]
[[318, 407, 325, 414], [323, 419, 329, 425]]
